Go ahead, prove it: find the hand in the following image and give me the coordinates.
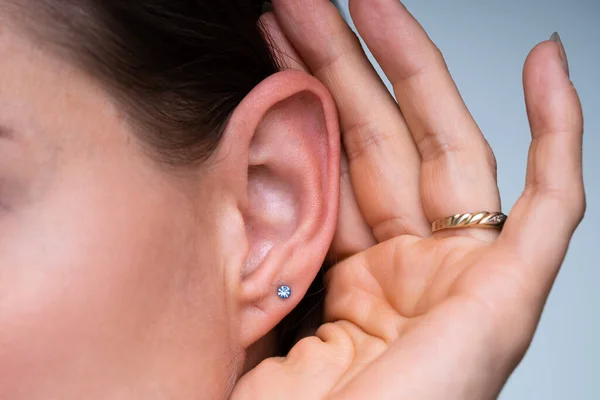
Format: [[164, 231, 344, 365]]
[[233, 1, 584, 399]]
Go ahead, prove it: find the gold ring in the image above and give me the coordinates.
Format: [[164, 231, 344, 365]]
[[432, 211, 507, 233]]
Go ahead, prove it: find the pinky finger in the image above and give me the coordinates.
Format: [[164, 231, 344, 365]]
[[500, 34, 585, 297]]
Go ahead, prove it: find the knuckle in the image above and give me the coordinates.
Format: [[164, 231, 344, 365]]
[[373, 217, 425, 242], [540, 183, 583, 208], [432, 45, 448, 69], [310, 28, 363, 78], [288, 336, 323, 359], [416, 129, 464, 163], [572, 190, 587, 223], [256, 357, 283, 372], [343, 120, 393, 161], [483, 142, 498, 175], [391, 46, 444, 84], [527, 182, 586, 226], [417, 129, 495, 171]]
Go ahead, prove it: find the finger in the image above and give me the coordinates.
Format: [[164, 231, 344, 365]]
[[259, 12, 308, 71], [328, 152, 377, 262], [260, 11, 377, 257], [350, 0, 500, 240], [500, 36, 584, 297], [273, 0, 430, 240]]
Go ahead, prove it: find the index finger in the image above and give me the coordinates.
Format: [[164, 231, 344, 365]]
[[272, 0, 430, 239]]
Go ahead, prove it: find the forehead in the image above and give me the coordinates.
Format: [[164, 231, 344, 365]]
[[0, 20, 128, 153]]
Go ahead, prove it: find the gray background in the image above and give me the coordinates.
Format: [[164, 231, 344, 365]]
[[335, 0, 599, 398]]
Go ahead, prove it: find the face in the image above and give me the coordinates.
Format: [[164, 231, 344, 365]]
[[0, 22, 240, 399]]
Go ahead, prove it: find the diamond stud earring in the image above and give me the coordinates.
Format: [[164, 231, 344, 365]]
[[277, 285, 291, 299]]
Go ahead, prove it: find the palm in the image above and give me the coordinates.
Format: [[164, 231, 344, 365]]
[[237, 0, 584, 398], [233, 236, 541, 399], [319, 234, 528, 396], [329, 235, 492, 327]]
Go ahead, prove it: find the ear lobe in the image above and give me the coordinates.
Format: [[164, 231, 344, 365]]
[[219, 71, 339, 349]]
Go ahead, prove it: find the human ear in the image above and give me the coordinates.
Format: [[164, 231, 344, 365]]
[[214, 70, 340, 349]]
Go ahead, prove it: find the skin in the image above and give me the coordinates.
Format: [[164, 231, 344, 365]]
[[0, 20, 235, 399], [233, 0, 584, 399], [0, 11, 341, 400], [0, 0, 585, 399]]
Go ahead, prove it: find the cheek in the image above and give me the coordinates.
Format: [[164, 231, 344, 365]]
[[0, 168, 228, 395]]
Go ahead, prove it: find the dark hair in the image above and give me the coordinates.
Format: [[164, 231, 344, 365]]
[[5, 0, 325, 355], [6, 0, 281, 163]]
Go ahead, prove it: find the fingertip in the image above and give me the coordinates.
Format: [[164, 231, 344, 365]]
[[523, 39, 571, 93], [258, 11, 277, 35], [523, 38, 582, 137], [258, 11, 309, 72]]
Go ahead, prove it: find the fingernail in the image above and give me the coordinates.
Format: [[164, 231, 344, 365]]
[[550, 32, 570, 77], [262, 1, 273, 14]]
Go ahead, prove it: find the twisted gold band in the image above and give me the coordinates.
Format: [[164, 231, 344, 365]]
[[432, 211, 507, 233]]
